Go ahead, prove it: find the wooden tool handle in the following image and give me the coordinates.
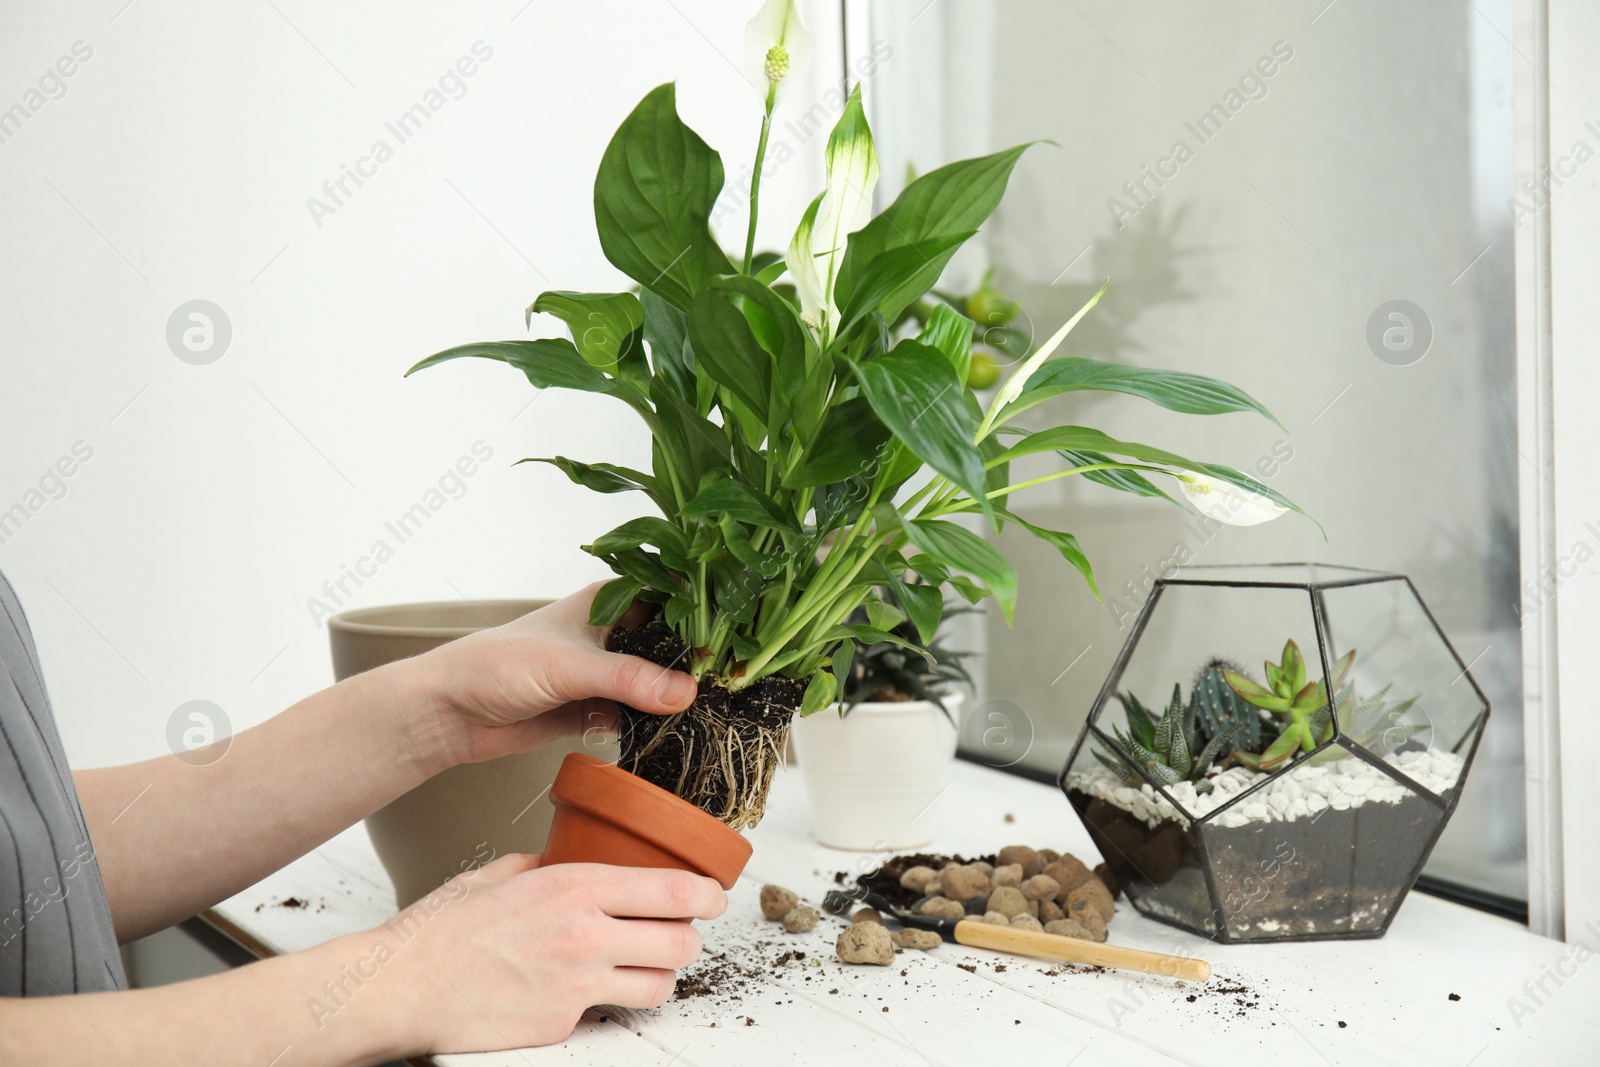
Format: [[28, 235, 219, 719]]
[[953, 920, 1210, 982]]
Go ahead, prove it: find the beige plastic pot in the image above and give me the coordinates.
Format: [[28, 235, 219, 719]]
[[790, 693, 965, 851], [328, 599, 614, 908]]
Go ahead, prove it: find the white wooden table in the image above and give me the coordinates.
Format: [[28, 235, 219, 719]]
[[204, 761, 1599, 1066]]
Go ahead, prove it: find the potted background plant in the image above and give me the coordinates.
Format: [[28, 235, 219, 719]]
[[791, 587, 974, 850], [1061, 564, 1489, 942], [409, 0, 1306, 885]]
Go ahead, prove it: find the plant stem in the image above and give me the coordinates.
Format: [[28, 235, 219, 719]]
[[742, 84, 777, 275], [925, 462, 1173, 516]]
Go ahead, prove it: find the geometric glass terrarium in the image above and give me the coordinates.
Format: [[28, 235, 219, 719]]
[[1059, 563, 1489, 943]]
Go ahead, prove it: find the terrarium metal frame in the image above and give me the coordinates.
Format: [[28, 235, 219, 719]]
[[1058, 562, 1490, 945]]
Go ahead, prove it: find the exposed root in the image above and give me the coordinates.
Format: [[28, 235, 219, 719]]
[[610, 625, 802, 829]]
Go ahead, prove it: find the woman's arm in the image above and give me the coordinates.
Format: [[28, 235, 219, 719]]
[[74, 584, 696, 942], [0, 856, 726, 1065]]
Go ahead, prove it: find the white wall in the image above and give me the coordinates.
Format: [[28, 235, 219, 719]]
[[0, 0, 838, 769]]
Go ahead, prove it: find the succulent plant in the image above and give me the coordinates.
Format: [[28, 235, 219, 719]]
[[1193, 658, 1279, 756], [1309, 683, 1427, 764], [1223, 639, 1355, 772], [1096, 684, 1236, 794]]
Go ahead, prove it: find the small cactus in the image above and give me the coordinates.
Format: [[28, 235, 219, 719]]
[[1193, 658, 1276, 755]]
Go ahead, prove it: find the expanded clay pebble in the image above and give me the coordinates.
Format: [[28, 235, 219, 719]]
[[1040, 900, 1065, 924], [918, 897, 965, 920], [996, 845, 1042, 878], [1066, 879, 1116, 924], [1022, 874, 1061, 902], [1044, 855, 1095, 896], [852, 907, 882, 925], [1044, 918, 1091, 940], [940, 865, 990, 901], [898, 865, 937, 893], [891, 929, 943, 951], [837, 922, 895, 965], [760, 885, 798, 921], [1009, 914, 1044, 932], [991, 863, 1024, 889], [782, 905, 819, 933], [981, 911, 1009, 925], [987, 886, 1028, 918], [1038, 848, 1061, 865]]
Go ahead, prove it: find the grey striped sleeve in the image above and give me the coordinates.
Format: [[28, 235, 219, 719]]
[[0, 572, 125, 995]]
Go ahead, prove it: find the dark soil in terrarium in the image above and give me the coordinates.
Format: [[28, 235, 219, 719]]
[[1068, 787, 1443, 941], [610, 624, 803, 829]]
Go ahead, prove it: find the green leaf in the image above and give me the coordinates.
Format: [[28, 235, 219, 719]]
[[863, 596, 906, 631], [892, 578, 943, 646], [640, 288, 696, 403], [710, 555, 760, 624], [784, 396, 892, 488], [687, 280, 776, 421], [520, 456, 663, 503], [588, 576, 642, 627], [826, 624, 932, 665], [587, 517, 689, 570], [896, 516, 1017, 624], [682, 480, 800, 535], [918, 302, 976, 384], [996, 508, 1098, 599], [719, 515, 784, 578], [663, 595, 696, 627], [905, 554, 951, 585], [527, 291, 645, 371], [992, 426, 1314, 528], [835, 232, 975, 337], [1057, 450, 1179, 506], [801, 668, 839, 716], [836, 143, 1039, 321], [651, 378, 732, 493], [1000, 357, 1282, 429], [1118, 692, 1157, 748], [852, 341, 992, 522], [593, 83, 733, 310], [605, 547, 682, 593], [948, 574, 989, 604], [407, 339, 615, 395], [830, 639, 855, 701]]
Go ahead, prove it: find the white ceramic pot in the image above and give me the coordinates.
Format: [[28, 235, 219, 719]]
[[791, 693, 965, 850]]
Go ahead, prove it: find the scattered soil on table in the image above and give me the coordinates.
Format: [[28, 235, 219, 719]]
[[1179, 980, 1266, 1019], [253, 896, 324, 913], [673, 941, 817, 1004]]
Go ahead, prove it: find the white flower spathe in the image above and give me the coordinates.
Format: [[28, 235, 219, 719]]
[[788, 86, 878, 344], [743, 0, 813, 106], [1178, 471, 1288, 526]]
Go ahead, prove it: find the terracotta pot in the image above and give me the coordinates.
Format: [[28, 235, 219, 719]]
[[542, 753, 751, 890], [328, 600, 615, 908]]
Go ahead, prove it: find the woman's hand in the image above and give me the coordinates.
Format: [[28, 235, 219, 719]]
[[378, 854, 727, 1053], [403, 582, 697, 772]]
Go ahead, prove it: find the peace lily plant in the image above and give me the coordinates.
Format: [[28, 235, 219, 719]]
[[409, 1, 1308, 828]]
